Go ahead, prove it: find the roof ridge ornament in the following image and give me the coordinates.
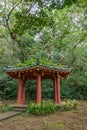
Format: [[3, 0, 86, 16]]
[[36, 57, 40, 65]]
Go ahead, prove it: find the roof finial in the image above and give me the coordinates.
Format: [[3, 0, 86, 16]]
[[36, 57, 40, 65]]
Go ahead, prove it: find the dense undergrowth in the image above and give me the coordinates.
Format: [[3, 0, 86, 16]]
[[26, 100, 78, 115], [0, 102, 12, 113]]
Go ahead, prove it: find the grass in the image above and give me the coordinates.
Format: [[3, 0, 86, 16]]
[[0, 100, 87, 130], [26, 100, 56, 115], [0, 102, 12, 113]]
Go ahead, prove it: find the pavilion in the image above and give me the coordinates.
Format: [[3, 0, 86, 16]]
[[6, 64, 72, 104]]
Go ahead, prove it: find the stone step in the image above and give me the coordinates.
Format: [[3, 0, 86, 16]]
[[12, 104, 28, 112], [13, 108, 26, 112], [0, 104, 28, 121], [12, 104, 28, 109]]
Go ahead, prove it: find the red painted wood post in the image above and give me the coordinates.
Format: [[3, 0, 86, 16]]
[[36, 74, 41, 103], [21, 81, 26, 104], [17, 79, 26, 104], [56, 76, 61, 104], [54, 77, 57, 103], [17, 78, 23, 104]]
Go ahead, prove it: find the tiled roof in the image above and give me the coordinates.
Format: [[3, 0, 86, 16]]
[[6, 65, 72, 72]]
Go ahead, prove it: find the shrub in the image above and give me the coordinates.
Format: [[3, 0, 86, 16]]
[[57, 99, 78, 111], [26, 100, 57, 115], [0, 103, 12, 113]]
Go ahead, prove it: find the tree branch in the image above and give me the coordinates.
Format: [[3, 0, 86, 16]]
[[7, 0, 23, 22], [3, 0, 23, 44]]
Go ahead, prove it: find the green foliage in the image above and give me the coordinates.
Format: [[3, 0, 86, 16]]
[[13, 9, 53, 36], [0, 73, 8, 90], [0, 72, 17, 100], [26, 80, 36, 101], [25, 80, 54, 101], [0, 0, 87, 101], [0, 91, 3, 100], [16, 58, 37, 67], [26, 99, 78, 115], [0, 103, 12, 113], [73, 86, 87, 100], [42, 80, 54, 100], [5, 79, 18, 100], [61, 85, 76, 99], [61, 85, 87, 100], [26, 100, 56, 115], [57, 99, 78, 111], [15, 58, 65, 68]]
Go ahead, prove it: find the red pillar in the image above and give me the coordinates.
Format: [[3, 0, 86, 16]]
[[17, 79, 26, 104], [22, 81, 26, 104], [54, 77, 57, 103], [56, 76, 61, 104], [36, 74, 41, 103]]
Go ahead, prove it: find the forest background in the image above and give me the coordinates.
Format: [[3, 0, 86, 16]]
[[0, 0, 87, 101]]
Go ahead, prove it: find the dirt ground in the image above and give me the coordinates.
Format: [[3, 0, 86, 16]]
[[0, 101, 87, 130]]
